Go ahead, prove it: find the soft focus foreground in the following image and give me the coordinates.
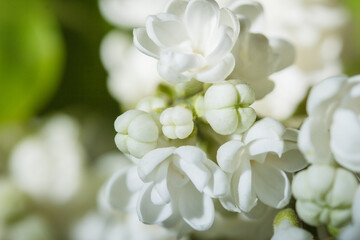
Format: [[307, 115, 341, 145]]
[[0, 0, 360, 240]]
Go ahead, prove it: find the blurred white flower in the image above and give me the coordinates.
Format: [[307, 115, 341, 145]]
[[134, 0, 240, 83], [136, 146, 227, 231], [6, 215, 53, 240], [298, 75, 360, 171], [271, 209, 313, 240], [292, 164, 358, 227], [9, 115, 85, 205], [0, 179, 28, 223], [160, 106, 194, 139], [217, 118, 307, 212], [137, 96, 167, 113], [202, 80, 256, 135], [339, 186, 360, 240], [226, 0, 347, 119], [100, 31, 161, 109], [99, 0, 169, 28], [227, 0, 295, 99], [114, 110, 160, 158], [71, 211, 178, 240]]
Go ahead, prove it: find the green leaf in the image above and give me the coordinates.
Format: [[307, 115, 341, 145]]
[[0, 0, 63, 126]]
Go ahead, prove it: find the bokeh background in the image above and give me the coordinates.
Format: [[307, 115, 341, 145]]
[[0, 0, 359, 239]]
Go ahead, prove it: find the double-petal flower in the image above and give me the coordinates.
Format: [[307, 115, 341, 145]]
[[217, 118, 307, 212], [134, 0, 240, 83]]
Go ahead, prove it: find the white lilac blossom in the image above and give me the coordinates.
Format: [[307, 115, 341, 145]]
[[100, 31, 161, 109], [202, 80, 256, 135], [9, 115, 85, 205], [133, 0, 240, 83], [292, 164, 359, 228], [137, 96, 167, 113], [298, 75, 360, 171], [160, 106, 194, 139], [271, 209, 313, 240], [339, 186, 360, 240], [6, 215, 53, 240], [137, 146, 227, 231], [217, 118, 307, 212], [114, 110, 160, 158]]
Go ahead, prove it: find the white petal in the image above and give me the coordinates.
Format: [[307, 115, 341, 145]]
[[137, 184, 173, 224], [175, 125, 194, 139], [126, 138, 157, 158], [269, 38, 295, 72], [243, 118, 285, 144], [175, 146, 211, 191], [146, 14, 187, 48], [203, 160, 228, 198], [151, 162, 171, 205], [204, 82, 238, 109], [266, 149, 308, 173], [306, 75, 346, 115], [298, 118, 332, 164], [247, 139, 285, 158], [195, 53, 235, 82], [219, 8, 240, 42], [217, 140, 244, 173], [330, 109, 360, 171], [138, 147, 175, 181], [165, 0, 188, 19], [206, 25, 234, 64], [233, 159, 257, 212], [179, 183, 215, 231], [339, 224, 360, 240], [292, 170, 314, 201], [295, 201, 323, 226], [104, 167, 140, 211], [206, 108, 238, 135], [236, 107, 256, 133], [114, 110, 143, 133], [253, 162, 291, 209], [228, 0, 263, 26], [185, 0, 219, 50], [128, 113, 158, 142], [133, 28, 160, 59]]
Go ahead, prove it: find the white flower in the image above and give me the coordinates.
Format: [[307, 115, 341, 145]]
[[7, 215, 53, 240], [99, 0, 169, 28], [217, 118, 307, 212], [100, 31, 161, 109], [136, 146, 227, 231], [160, 106, 194, 139], [225, 0, 295, 99], [298, 75, 360, 171], [137, 96, 167, 113], [292, 164, 358, 227], [271, 209, 313, 240], [114, 110, 160, 158], [133, 0, 240, 83], [339, 186, 360, 240], [9, 115, 85, 205], [202, 80, 256, 135]]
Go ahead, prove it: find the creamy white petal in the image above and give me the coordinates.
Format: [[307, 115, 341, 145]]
[[179, 183, 215, 231], [217, 140, 244, 173], [295, 201, 322, 226], [206, 26, 234, 64], [205, 108, 238, 135], [137, 184, 173, 224], [306, 75, 346, 115], [138, 147, 175, 181], [114, 110, 143, 133], [270, 38, 295, 72], [228, 0, 263, 26], [157, 62, 191, 83], [234, 159, 257, 212], [195, 53, 235, 82], [133, 28, 160, 59], [266, 149, 308, 173], [128, 113, 159, 142], [146, 14, 187, 48], [204, 82, 238, 109], [185, 0, 219, 50], [203, 160, 228, 197], [252, 162, 291, 209], [330, 109, 360, 171], [219, 8, 240, 42], [243, 118, 284, 144], [104, 167, 140, 211], [165, 0, 188, 19]]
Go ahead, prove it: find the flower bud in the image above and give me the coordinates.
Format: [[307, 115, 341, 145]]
[[114, 110, 159, 158], [136, 96, 167, 113], [160, 106, 194, 139], [292, 165, 358, 228], [203, 80, 256, 135]]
